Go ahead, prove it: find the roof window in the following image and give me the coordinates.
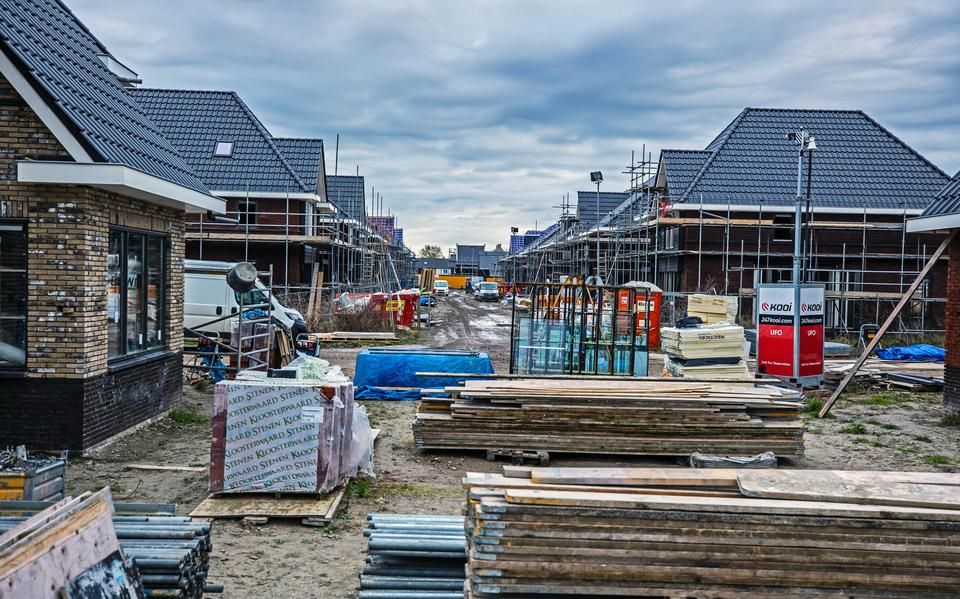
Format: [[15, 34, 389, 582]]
[[213, 141, 235, 157]]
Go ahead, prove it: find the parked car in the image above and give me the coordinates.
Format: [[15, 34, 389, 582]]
[[475, 281, 500, 302], [433, 280, 450, 296], [184, 260, 307, 339]]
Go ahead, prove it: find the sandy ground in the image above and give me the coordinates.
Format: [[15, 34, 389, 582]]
[[65, 291, 960, 598]]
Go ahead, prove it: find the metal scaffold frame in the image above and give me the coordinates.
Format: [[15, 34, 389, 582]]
[[501, 151, 946, 338]]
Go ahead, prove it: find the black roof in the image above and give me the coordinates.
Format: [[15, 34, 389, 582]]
[[0, 0, 208, 193], [325, 175, 366, 220], [673, 108, 949, 210], [576, 191, 630, 228], [916, 171, 960, 220], [274, 137, 324, 193], [130, 88, 308, 194]]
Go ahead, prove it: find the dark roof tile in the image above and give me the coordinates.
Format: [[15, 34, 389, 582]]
[[0, 0, 208, 193], [130, 88, 308, 194]]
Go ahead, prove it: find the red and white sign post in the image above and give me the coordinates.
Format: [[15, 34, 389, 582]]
[[756, 284, 824, 386]]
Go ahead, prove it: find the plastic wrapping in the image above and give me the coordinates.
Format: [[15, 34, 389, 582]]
[[346, 404, 376, 478], [210, 379, 363, 494], [688, 451, 778, 468]]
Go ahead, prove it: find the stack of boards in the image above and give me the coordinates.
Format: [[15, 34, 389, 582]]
[[463, 467, 960, 598], [662, 323, 748, 379], [415, 378, 804, 458], [687, 293, 738, 324]]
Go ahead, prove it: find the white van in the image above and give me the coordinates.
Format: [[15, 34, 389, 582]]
[[433, 280, 449, 296], [184, 260, 307, 339]]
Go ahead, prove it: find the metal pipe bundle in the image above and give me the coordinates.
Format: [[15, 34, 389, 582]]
[[0, 501, 221, 598], [360, 513, 465, 599]]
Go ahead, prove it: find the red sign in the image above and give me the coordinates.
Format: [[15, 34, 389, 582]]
[[756, 285, 824, 380]]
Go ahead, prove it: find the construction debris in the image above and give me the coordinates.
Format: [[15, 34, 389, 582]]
[[462, 467, 960, 598], [415, 378, 804, 458], [0, 493, 219, 599], [0, 446, 65, 501], [360, 513, 466, 599]]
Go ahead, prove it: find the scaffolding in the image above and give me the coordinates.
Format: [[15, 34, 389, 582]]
[[189, 198, 415, 311], [501, 151, 947, 337]]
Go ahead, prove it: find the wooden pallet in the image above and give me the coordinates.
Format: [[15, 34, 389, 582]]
[[189, 483, 349, 526]]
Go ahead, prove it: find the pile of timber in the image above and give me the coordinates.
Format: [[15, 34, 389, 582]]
[[360, 513, 466, 599], [415, 378, 805, 458], [463, 467, 960, 598]]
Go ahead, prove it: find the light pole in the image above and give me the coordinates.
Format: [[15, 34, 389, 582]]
[[786, 127, 816, 380], [590, 171, 603, 281]]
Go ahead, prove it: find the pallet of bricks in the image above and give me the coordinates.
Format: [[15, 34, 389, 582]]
[[462, 467, 960, 598], [415, 377, 804, 458]]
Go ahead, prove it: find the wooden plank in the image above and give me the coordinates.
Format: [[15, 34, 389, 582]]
[[820, 230, 955, 417], [0, 489, 122, 599], [737, 470, 960, 510], [189, 486, 345, 519], [124, 464, 206, 473], [499, 489, 960, 520], [528, 467, 740, 488]]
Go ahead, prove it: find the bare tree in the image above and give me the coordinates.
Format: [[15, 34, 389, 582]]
[[419, 244, 443, 259]]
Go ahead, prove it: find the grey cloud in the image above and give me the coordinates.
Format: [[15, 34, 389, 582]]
[[70, 0, 960, 249]]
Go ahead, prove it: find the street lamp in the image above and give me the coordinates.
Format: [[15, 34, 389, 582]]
[[590, 171, 603, 282], [786, 127, 817, 381]]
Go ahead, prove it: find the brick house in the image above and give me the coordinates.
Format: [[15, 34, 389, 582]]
[[907, 172, 960, 412], [0, 0, 224, 450], [506, 108, 951, 333], [130, 89, 334, 289]]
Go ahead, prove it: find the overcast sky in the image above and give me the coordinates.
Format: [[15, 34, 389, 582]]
[[72, 0, 960, 252]]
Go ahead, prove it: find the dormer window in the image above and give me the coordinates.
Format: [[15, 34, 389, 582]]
[[213, 141, 234, 157]]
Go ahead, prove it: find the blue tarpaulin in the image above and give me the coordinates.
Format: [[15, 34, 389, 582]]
[[354, 386, 423, 401], [353, 348, 494, 388], [875, 344, 945, 362]]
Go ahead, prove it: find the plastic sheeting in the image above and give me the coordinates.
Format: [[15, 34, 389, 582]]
[[355, 385, 423, 401], [209, 378, 374, 494], [876, 344, 945, 362], [353, 349, 494, 388]]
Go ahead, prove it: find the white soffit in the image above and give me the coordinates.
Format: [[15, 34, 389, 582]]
[[17, 161, 225, 214]]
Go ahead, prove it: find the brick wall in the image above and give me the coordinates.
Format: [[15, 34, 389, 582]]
[[0, 73, 187, 449], [944, 236, 960, 412]]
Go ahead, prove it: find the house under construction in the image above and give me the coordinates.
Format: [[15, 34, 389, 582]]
[[132, 89, 415, 296], [502, 108, 952, 334]]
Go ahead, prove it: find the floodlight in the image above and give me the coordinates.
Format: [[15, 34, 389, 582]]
[[590, 171, 603, 183]]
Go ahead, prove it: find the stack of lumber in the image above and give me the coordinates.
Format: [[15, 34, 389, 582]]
[[463, 467, 960, 598], [360, 513, 465, 599], [687, 293, 738, 323], [662, 323, 748, 379], [415, 378, 804, 458], [823, 358, 946, 391]]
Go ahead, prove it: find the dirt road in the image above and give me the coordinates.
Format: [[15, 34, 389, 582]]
[[64, 292, 959, 598]]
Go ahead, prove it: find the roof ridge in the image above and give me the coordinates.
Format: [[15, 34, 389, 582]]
[[274, 135, 324, 142], [680, 108, 752, 202], [134, 87, 235, 95], [856, 110, 949, 179], [228, 92, 309, 193]]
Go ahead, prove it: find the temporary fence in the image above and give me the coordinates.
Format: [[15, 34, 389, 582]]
[[509, 282, 651, 376]]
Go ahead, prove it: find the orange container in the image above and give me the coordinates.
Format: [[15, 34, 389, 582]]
[[618, 289, 662, 349]]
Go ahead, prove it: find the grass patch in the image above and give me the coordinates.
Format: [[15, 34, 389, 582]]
[[110, 482, 126, 494], [169, 409, 208, 426], [879, 423, 900, 430], [913, 435, 932, 443], [802, 398, 825, 416], [863, 393, 896, 407], [839, 421, 868, 435], [940, 413, 960, 427], [852, 436, 870, 444], [349, 478, 372, 499], [194, 378, 210, 393], [923, 454, 951, 465]]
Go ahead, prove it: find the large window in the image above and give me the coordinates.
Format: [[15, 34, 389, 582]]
[[0, 223, 26, 369], [107, 229, 166, 359]]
